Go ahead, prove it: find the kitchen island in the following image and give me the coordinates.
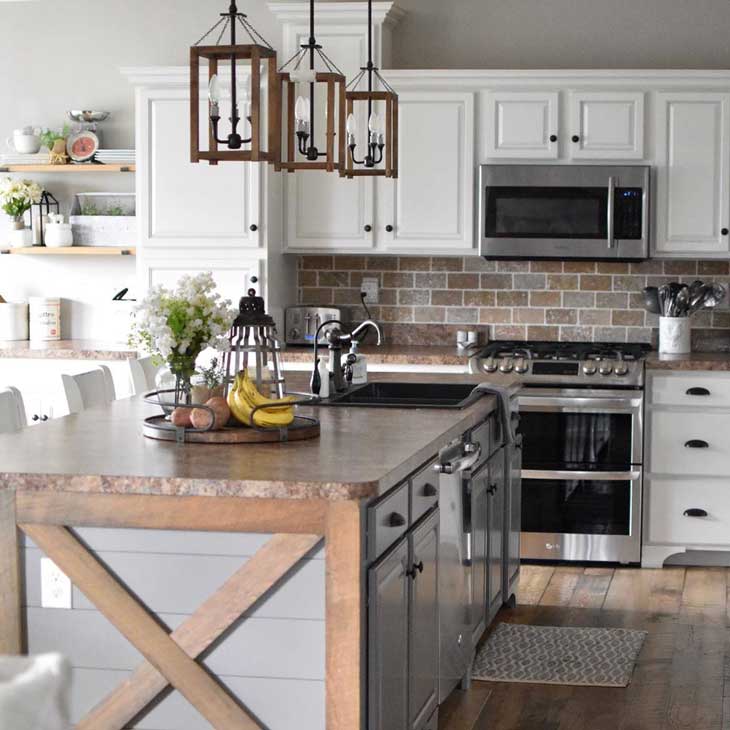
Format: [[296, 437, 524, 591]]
[[0, 372, 509, 730]]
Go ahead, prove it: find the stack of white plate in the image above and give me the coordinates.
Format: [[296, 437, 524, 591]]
[[0, 153, 49, 166], [95, 149, 136, 165]]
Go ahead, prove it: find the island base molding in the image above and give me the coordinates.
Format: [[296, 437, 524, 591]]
[[1, 490, 364, 730]]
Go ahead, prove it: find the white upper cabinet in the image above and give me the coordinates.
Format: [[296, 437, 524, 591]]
[[568, 91, 644, 159], [380, 91, 475, 253], [485, 91, 559, 159], [136, 86, 261, 250], [654, 92, 730, 257]]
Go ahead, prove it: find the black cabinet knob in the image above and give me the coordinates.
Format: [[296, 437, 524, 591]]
[[549, 134, 558, 143], [683, 508, 708, 517], [250, 224, 258, 232], [722, 228, 729, 236], [572, 135, 580, 143], [385, 225, 394, 233], [32, 414, 39, 422], [250, 276, 258, 284], [422, 483, 438, 498], [388, 512, 406, 527], [686, 387, 710, 396], [40, 415, 49, 422], [685, 439, 709, 449], [364, 224, 372, 233]]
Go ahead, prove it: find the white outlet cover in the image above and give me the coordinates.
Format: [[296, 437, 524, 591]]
[[361, 276, 379, 304], [40, 557, 72, 609]]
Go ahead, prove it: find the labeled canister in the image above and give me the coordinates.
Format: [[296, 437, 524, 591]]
[[29, 297, 61, 341]]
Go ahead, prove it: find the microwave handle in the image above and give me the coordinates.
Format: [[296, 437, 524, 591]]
[[607, 176, 616, 249]]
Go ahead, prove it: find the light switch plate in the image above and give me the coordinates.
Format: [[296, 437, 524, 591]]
[[41, 557, 72, 609], [361, 276, 379, 304]]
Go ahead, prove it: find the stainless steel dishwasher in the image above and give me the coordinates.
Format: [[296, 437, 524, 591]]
[[435, 433, 488, 703]]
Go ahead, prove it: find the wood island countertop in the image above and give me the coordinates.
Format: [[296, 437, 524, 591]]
[[0, 372, 508, 502]]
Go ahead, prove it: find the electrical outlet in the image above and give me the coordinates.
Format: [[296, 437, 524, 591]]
[[361, 276, 379, 304], [41, 557, 72, 609]]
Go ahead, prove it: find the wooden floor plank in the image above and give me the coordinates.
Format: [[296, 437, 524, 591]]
[[539, 566, 583, 607], [604, 567, 685, 615], [517, 564, 555, 605], [569, 567, 614, 609], [680, 568, 727, 625], [438, 685, 491, 730]]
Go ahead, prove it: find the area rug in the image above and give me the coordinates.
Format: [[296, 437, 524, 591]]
[[472, 623, 647, 687]]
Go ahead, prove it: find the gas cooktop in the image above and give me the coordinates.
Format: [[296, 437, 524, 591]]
[[470, 340, 651, 387]]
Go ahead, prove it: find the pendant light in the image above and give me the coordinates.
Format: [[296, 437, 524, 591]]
[[342, 0, 398, 178], [190, 2, 280, 165], [276, 0, 346, 172]]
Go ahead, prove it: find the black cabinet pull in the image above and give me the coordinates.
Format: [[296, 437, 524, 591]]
[[40, 415, 49, 422], [723, 228, 729, 236], [32, 414, 39, 422], [388, 512, 406, 527], [406, 560, 424, 579], [686, 387, 710, 396], [487, 483, 497, 495], [549, 134, 558, 143], [683, 508, 708, 518], [685, 439, 709, 449], [422, 483, 438, 498], [364, 224, 372, 233], [385, 225, 394, 233], [572, 135, 580, 143], [250, 224, 258, 232]]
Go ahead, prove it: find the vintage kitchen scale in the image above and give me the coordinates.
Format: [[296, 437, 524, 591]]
[[143, 288, 319, 444]]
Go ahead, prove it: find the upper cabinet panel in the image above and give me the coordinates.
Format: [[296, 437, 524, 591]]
[[654, 92, 730, 257], [485, 91, 559, 159], [569, 91, 645, 159], [137, 88, 260, 250]]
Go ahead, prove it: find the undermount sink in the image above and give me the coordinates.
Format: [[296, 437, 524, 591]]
[[323, 381, 484, 409]]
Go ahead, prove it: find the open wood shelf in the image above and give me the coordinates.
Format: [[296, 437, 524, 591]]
[[0, 164, 135, 173], [0, 246, 136, 256]]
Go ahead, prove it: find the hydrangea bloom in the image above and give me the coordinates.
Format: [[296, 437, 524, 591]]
[[0, 178, 43, 220]]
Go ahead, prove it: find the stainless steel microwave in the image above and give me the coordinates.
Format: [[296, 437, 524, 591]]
[[478, 164, 650, 260]]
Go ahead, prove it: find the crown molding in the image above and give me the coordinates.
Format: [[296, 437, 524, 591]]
[[267, 2, 405, 28]]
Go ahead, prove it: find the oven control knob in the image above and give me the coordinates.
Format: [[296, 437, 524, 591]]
[[599, 360, 614, 376], [582, 361, 597, 375], [614, 362, 629, 376], [513, 358, 528, 374], [482, 357, 498, 373], [498, 358, 514, 373]]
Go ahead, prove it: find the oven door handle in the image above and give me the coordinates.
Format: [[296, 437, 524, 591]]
[[521, 469, 642, 481], [435, 442, 482, 474], [518, 396, 642, 412], [607, 176, 616, 249]]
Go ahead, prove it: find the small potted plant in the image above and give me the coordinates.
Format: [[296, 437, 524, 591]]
[[40, 126, 70, 165], [129, 273, 235, 404], [192, 357, 226, 403], [0, 177, 42, 248]]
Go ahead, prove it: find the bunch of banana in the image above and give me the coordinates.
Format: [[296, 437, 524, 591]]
[[227, 371, 297, 428]]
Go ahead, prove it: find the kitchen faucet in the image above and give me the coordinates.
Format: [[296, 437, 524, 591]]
[[310, 319, 383, 396]]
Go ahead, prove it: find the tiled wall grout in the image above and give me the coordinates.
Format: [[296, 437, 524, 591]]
[[297, 255, 730, 346]]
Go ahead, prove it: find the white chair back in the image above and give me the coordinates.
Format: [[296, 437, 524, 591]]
[[0, 387, 27, 432], [61, 366, 116, 414], [128, 356, 161, 396]]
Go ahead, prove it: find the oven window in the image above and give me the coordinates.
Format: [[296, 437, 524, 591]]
[[485, 186, 607, 239], [522, 478, 631, 535], [520, 411, 633, 470]]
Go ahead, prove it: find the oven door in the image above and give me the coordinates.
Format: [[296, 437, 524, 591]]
[[478, 164, 650, 260], [520, 470, 642, 563]]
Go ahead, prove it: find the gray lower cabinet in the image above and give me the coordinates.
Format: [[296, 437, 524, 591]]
[[504, 435, 522, 601], [368, 509, 439, 730], [487, 448, 505, 619], [470, 466, 489, 644]]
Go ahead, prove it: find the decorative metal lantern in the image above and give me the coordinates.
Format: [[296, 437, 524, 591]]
[[30, 190, 60, 246], [276, 0, 347, 173], [190, 1, 280, 165], [223, 288, 285, 398], [342, 0, 398, 179]]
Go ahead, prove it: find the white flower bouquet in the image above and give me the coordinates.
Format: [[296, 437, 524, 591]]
[[0, 178, 43, 223], [130, 273, 235, 396]]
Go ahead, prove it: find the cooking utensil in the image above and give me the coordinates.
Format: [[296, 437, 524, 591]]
[[703, 283, 727, 309], [112, 288, 129, 301], [658, 284, 670, 316], [642, 286, 661, 314], [675, 285, 690, 316]]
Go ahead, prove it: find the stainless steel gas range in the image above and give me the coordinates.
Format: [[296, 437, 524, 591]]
[[470, 340, 651, 565]]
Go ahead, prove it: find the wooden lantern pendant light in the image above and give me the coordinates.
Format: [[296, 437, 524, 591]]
[[190, 1, 280, 165], [343, 0, 398, 178], [276, 0, 346, 172]]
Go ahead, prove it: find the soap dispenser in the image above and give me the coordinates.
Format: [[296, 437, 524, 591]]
[[348, 342, 368, 386]]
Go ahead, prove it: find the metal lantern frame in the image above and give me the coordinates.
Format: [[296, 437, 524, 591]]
[[342, 0, 399, 179], [30, 190, 60, 246], [190, 2, 280, 165]]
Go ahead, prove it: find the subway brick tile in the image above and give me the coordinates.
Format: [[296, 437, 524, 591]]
[[513, 308, 546, 324], [546, 308, 578, 325], [299, 270, 317, 287], [594, 326, 627, 341], [415, 273, 447, 289], [713, 311, 730, 328], [579, 309, 611, 325], [531, 291, 562, 307], [379, 306, 414, 323], [334, 255, 366, 270], [301, 287, 334, 304], [531, 261, 563, 273], [382, 272, 415, 289], [319, 271, 350, 288], [350, 271, 381, 288], [479, 307, 512, 324], [663, 260, 698, 275], [414, 306, 446, 323], [431, 256, 464, 271], [480, 273, 513, 289], [366, 256, 398, 271], [580, 274, 613, 291], [493, 325, 527, 340], [559, 326, 593, 342], [596, 292, 629, 308], [630, 260, 664, 275], [398, 289, 430, 305], [497, 290, 529, 307], [563, 291, 595, 308], [564, 261, 597, 273], [433, 289, 465, 306], [463, 290, 495, 307], [528, 326, 560, 341], [334, 288, 366, 305], [547, 274, 579, 290], [613, 275, 645, 292], [613, 309, 644, 326], [698, 260, 730, 276], [513, 273, 547, 290], [465, 257, 497, 272], [497, 260, 530, 272], [378, 289, 397, 305], [626, 327, 653, 343], [302, 255, 334, 270], [398, 256, 432, 271], [446, 307, 479, 324], [597, 261, 630, 274], [645, 275, 673, 288], [448, 273, 480, 289]]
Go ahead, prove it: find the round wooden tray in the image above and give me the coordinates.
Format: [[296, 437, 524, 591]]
[[143, 415, 320, 444]]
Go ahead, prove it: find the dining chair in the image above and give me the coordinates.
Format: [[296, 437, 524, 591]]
[[0, 386, 27, 433], [127, 356, 161, 396], [61, 366, 117, 414]]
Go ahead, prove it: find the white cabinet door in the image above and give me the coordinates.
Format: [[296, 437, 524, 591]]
[[137, 87, 261, 250], [655, 92, 730, 257], [485, 91, 559, 159], [380, 91, 474, 253], [569, 91, 644, 159], [283, 30, 375, 251]]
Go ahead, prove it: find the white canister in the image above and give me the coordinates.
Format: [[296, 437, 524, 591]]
[[0, 302, 29, 341], [659, 316, 691, 354], [44, 216, 74, 248], [29, 297, 61, 341]]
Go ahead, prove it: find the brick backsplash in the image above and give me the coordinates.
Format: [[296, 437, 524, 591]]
[[297, 256, 730, 348]]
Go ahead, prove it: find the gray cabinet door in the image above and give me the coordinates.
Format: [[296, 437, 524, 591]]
[[369, 538, 409, 730], [488, 448, 505, 611], [408, 509, 439, 730], [506, 438, 522, 592], [470, 466, 489, 644]]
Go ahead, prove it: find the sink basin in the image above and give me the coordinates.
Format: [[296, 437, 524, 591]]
[[323, 381, 483, 409]]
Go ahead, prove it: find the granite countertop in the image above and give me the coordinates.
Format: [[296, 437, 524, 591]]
[[646, 352, 730, 371], [0, 372, 509, 502], [281, 344, 469, 367], [0, 339, 137, 361]]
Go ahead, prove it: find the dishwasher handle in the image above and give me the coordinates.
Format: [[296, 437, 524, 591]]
[[434, 442, 482, 474]]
